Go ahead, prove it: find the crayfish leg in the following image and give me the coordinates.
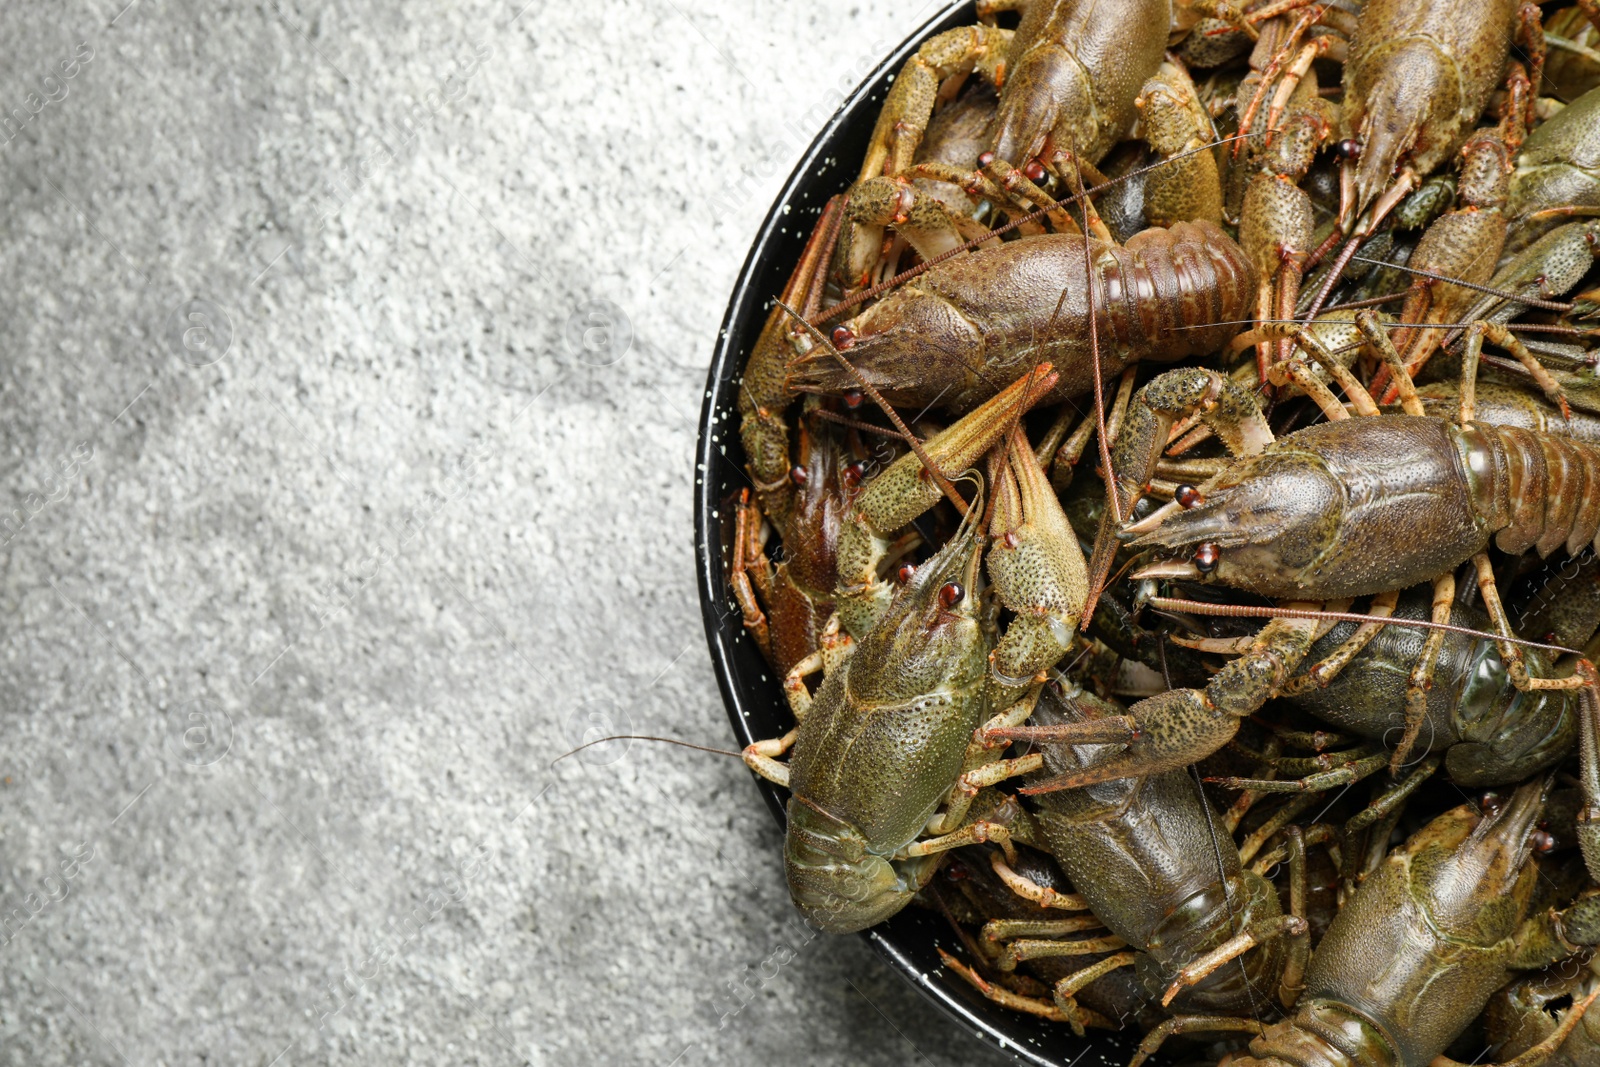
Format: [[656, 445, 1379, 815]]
[[1356, 309, 1427, 416], [1279, 589, 1399, 696], [1512, 3, 1547, 139], [999, 934, 1130, 969], [1050, 952, 1139, 1038], [1129, 1015, 1266, 1067], [1470, 555, 1589, 697], [730, 489, 776, 664], [1462, 984, 1600, 1067], [937, 947, 1097, 1029], [1223, 738, 1282, 834], [1208, 747, 1387, 796], [1083, 366, 1274, 621], [1048, 367, 1135, 493], [898, 817, 1021, 866], [988, 851, 1089, 911], [1576, 660, 1600, 883], [1158, 914, 1309, 1009], [741, 729, 797, 788], [983, 916, 1104, 941], [932, 752, 1046, 832], [929, 688, 1056, 836], [1344, 756, 1440, 834], [858, 25, 1013, 182], [779, 647, 826, 722], [1393, 574, 1456, 773]]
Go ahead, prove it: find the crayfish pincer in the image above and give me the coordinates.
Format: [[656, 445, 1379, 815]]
[[1210, 781, 1600, 1067]]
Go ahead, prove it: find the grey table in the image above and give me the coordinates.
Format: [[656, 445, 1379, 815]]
[[0, 0, 1017, 1063]]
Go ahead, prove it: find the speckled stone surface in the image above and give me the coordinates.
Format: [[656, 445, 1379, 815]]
[[0, 1, 1026, 1064]]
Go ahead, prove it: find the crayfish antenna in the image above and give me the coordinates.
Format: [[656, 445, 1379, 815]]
[[550, 736, 744, 766], [1136, 597, 1582, 656], [1346, 256, 1576, 314], [1067, 139, 1122, 633], [1070, 147, 1119, 531]]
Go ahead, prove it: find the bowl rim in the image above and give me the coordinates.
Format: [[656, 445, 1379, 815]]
[[692, 7, 1139, 1065]]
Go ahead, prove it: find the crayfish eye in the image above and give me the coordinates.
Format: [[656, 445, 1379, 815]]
[[1335, 138, 1361, 160], [843, 460, 867, 487], [1175, 484, 1204, 510], [1193, 543, 1220, 574], [1532, 829, 1557, 855], [938, 581, 965, 609], [831, 325, 856, 350], [977, 150, 996, 168], [789, 465, 808, 486], [842, 389, 863, 409], [897, 562, 916, 583], [1023, 159, 1046, 182]]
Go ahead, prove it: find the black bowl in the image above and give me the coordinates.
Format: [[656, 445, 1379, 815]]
[[692, 6, 1141, 1065]]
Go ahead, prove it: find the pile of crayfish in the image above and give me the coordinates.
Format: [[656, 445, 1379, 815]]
[[728, 1, 1600, 1063]]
